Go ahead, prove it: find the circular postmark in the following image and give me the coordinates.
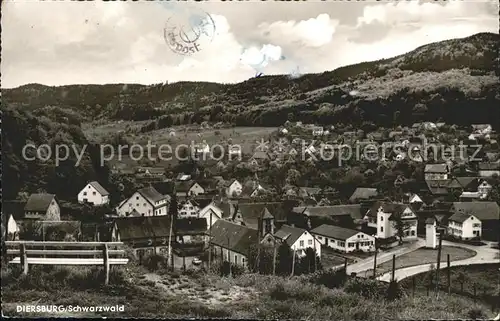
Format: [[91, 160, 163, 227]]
[[163, 8, 216, 56]]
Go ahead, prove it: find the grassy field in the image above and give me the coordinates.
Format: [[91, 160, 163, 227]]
[[399, 264, 500, 311], [2, 260, 496, 320], [367, 246, 477, 277], [83, 123, 277, 170]]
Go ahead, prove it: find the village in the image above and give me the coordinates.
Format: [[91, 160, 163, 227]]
[[3, 121, 499, 279]]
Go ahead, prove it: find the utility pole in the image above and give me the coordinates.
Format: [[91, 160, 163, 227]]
[[208, 213, 212, 271], [272, 239, 277, 276], [435, 229, 443, 294], [373, 247, 378, 278], [391, 254, 396, 282], [227, 235, 231, 277], [291, 248, 296, 277]]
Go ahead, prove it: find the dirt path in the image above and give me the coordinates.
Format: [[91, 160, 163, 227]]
[[142, 273, 257, 307]]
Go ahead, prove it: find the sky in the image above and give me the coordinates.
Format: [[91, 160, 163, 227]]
[[1, 0, 498, 88]]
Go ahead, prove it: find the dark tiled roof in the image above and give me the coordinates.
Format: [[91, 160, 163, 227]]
[[235, 202, 290, 229], [311, 224, 362, 241], [115, 216, 172, 241], [89, 181, 109, 196], [426, 180, 451, 195], [365, 202, 412, 219], [451, 202, 500, 221], [208, 219, 259, 256], [292, 204, 363, 220], [349, 188, 378, 201], [274, 224, 306, 247], [175, 217, 207, 235], [138, 186, 167, 204], [425, 164, 448, 173], [152, 181, 176, 195], [478, 162, 500, 171], [24, 194, 56, 212], [449, 212, 472, 223]]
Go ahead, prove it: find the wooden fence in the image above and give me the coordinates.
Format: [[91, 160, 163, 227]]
[[5, 241, 129, 285]]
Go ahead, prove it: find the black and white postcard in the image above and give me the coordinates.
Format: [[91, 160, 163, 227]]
[[1, 0, 499, 319]]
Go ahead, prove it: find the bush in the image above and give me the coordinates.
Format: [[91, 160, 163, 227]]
[[310, 269, 347, 289], [344, 278, 385, 299], [385, 280, 405, 301], [467, 308, 486, 320], [143, 254, 166, 272]]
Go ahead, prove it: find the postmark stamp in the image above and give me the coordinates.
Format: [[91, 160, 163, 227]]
[[163, 8, 216, 56]]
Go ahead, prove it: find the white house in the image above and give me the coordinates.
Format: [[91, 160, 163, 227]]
[[364, 202, 418, 241], [262, 225, 321, 258], [424, 164, 449, 181], [312, 126, 324, 136], [176, 181, 205, 197], [78, 181, 110, 206], [226, 179, 243, 197], [228, 145, 242, 160], [116, 186, 169, 217], [24, 194, 61, 221], [199, 202, 223, 228], [311, 224, 375, 253], [178, 200, 200, 218], [478, 163, 500, 177], [448, 212, 482, 240]]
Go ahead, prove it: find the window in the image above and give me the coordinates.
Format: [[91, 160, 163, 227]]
[[357, 235, 361, 238], [411, 230, 415, 236], [308, 239, 312, 245], [300, 240, 304, 247], [473, 223, 480, 228], [318, 236, 323, 240], [380, 216, 384, 221], [136, 196, 139, 200], [83, 192, 87, 196], [234, 255, 238, 264], [136, 203, 139, 207], [380, 227, 384, 232], [92, 191, 96, 196]]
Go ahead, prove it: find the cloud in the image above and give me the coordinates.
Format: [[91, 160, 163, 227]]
[[260, 14, 339, 47], [1, 0, 498, 88], [240, 44, 284, 73]]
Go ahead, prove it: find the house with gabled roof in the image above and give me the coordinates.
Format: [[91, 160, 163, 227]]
[[364, 202, 418, 242], [114, 215, 172, 256], [199, 201, 223, 228], [78, 181, 110, 206], [116, 186, 169, 217], [424, 163, 449, 181], [447, 212, 482, 240], [261, 224, 321, 258], [231, 203, 282, 235], [478, 162, 500, 177], [450, 202, 500, 241], [225, 179, 243, 197], [311, 224, 375, 253], [174, 217, 207, 256], [24, 193, 60, 221], [349, 188, 378, 202], [207, 219, 259, 268], [291, 204, 363, 230], [175, 180, 205, 198]]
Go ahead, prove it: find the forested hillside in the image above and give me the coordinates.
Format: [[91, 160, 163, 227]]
[[3, 32, 499, 129]]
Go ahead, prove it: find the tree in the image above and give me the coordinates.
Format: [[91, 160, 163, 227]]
[[393, 215, 413, 245], [276, 242, 293, 276]]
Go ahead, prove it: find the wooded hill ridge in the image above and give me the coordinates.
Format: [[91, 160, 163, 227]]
[[3, 32, 499, 129]]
